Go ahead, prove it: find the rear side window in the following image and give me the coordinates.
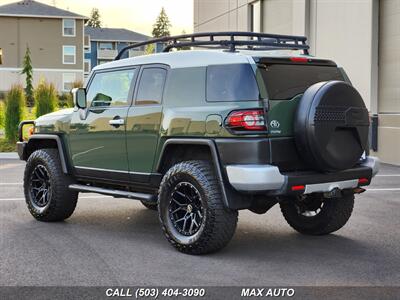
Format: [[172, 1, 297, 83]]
[[136, 68, 167, 105], [259, 64, 344, 100], [206, 64, 259, 102]]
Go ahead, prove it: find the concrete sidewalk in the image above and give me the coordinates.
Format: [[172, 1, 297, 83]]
[[0, 152, 18, 159]]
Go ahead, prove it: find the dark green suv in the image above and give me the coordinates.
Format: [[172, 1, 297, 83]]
[[17, 32, 379, 254]]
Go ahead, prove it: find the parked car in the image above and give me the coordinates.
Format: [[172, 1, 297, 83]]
[[17, 32, 379, 254]]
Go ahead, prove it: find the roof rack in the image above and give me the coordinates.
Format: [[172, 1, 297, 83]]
[[115, 31, 310, 60]]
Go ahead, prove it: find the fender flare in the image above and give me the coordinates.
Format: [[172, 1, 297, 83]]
[[156, 138, 230, 208], [26, 134, 70, 174]]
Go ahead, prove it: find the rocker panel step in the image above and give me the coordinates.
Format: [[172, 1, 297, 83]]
[[69, 184, 157, 203]]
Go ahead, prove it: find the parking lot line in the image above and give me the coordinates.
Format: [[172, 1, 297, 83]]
[[0, 196, 113, 201], [366, 188, 400, 191], [376, 174, 400, 177]]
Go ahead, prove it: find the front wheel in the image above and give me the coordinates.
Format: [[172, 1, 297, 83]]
[[280, 193, 354, 235], [24, 149, 78, 222], [158, 160, 238, 255]]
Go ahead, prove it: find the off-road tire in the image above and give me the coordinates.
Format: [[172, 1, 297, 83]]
[[280, 194, 354, 235], [24, 148, 78, 222], [140, 201, 158, 211], [158, 160, 238, 254]]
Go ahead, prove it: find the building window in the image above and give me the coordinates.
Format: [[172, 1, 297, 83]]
[[84, 59, 91, 74], [63, 19, 75, 37], [84, 35, 91, 52], [98, 42, 114, 50], [250, 1, 262, 32], [63, 45, 76, 64], [0, 48, 2, 65], [63, 73, 76, 92]]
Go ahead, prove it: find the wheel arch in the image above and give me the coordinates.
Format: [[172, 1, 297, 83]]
[[156, 139, 230, 207], [25, 135, 70, 174], [156, 139, 252, 210]]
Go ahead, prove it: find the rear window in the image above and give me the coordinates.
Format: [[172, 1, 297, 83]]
[[206, 64, 260, 102], [258, 64, 345, 100]]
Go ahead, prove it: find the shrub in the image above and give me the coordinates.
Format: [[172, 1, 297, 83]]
[[35, 80, 58, 118], [5, 85, 25, 142], [58, 80, 84, 108], [0, 100, 5, 129]]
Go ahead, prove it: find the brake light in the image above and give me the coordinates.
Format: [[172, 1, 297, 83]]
[[226, 109, 266, 131], [290, 57, 309, 63], [358, 178, 369, 185], [291, 185, 305, 191]]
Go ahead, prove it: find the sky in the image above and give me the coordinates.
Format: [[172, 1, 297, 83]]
[[0, 0, 194, 36]]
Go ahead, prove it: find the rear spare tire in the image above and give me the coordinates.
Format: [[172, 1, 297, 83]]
[[294, 81, 369, 172]]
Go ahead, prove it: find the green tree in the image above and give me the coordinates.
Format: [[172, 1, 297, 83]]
[[145, 44, 155, 55], [87, 8, 101, 28], [21, 46, 34, 107], [35, 80, 58, 118], [152, 7, 171, 38], [5, 85, 25, 142]]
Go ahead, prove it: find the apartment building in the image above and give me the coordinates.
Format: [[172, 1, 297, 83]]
[[194, 0, 400, 165], [84, 27, 149, 77], [0, 0, 87, 92]]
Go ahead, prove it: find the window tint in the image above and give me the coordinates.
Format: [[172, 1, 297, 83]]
[[136, 68, 167, 105], [258, 64, 345, 100], [206, 64, 259, 102], [87, 69, 135, 107], [163, 67, 206, 106]]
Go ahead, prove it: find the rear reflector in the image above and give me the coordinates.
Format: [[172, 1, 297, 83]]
[[226, 109, 266, 131], [291, 185, 305, 191], [358, 178, 369, 185]]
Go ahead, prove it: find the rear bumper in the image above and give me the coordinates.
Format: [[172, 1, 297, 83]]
[[226, 156, 380, 195]]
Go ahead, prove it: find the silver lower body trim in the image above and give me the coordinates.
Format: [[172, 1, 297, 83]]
[[225, 164, 285, 191], [360, 156, 380, 177], [225, 156, 380, 193], [304, 179, 358, 194]]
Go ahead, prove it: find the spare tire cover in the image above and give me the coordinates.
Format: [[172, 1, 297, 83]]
[[294, 81, 369, 172]]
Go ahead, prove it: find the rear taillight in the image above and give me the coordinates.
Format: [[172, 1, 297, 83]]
[[226, 109, 266, 131]]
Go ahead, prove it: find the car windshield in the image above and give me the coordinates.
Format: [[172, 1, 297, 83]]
[[258, 64, 345, 100]]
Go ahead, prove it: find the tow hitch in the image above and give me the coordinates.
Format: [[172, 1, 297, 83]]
[[323, 187, 342, 198]]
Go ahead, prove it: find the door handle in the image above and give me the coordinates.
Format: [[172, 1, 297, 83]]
[[109, 118, 125, 127]]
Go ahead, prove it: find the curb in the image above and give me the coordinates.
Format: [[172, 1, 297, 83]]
[[0, 152, 19, 159]]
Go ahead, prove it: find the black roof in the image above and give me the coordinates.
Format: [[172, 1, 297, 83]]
[[0, 0, 87, 19], [85, 26, 150, 42]]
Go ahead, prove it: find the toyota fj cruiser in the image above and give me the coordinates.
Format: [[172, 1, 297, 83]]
[[17, 32, 379, 254]]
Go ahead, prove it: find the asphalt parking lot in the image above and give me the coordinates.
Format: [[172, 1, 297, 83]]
[[0, 158, 399, 287]]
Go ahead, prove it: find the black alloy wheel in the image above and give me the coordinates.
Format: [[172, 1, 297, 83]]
[[169, 182, 204, 236], [29, 165, 52, 209], [158, 160, 238, 254]]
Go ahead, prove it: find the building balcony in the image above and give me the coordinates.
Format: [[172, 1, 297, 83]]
[[128, 49, 145, 57], [97, 49, 118, 60]]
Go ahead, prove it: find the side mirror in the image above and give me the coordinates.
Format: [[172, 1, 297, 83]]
[[72, 87, 87, 109]]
